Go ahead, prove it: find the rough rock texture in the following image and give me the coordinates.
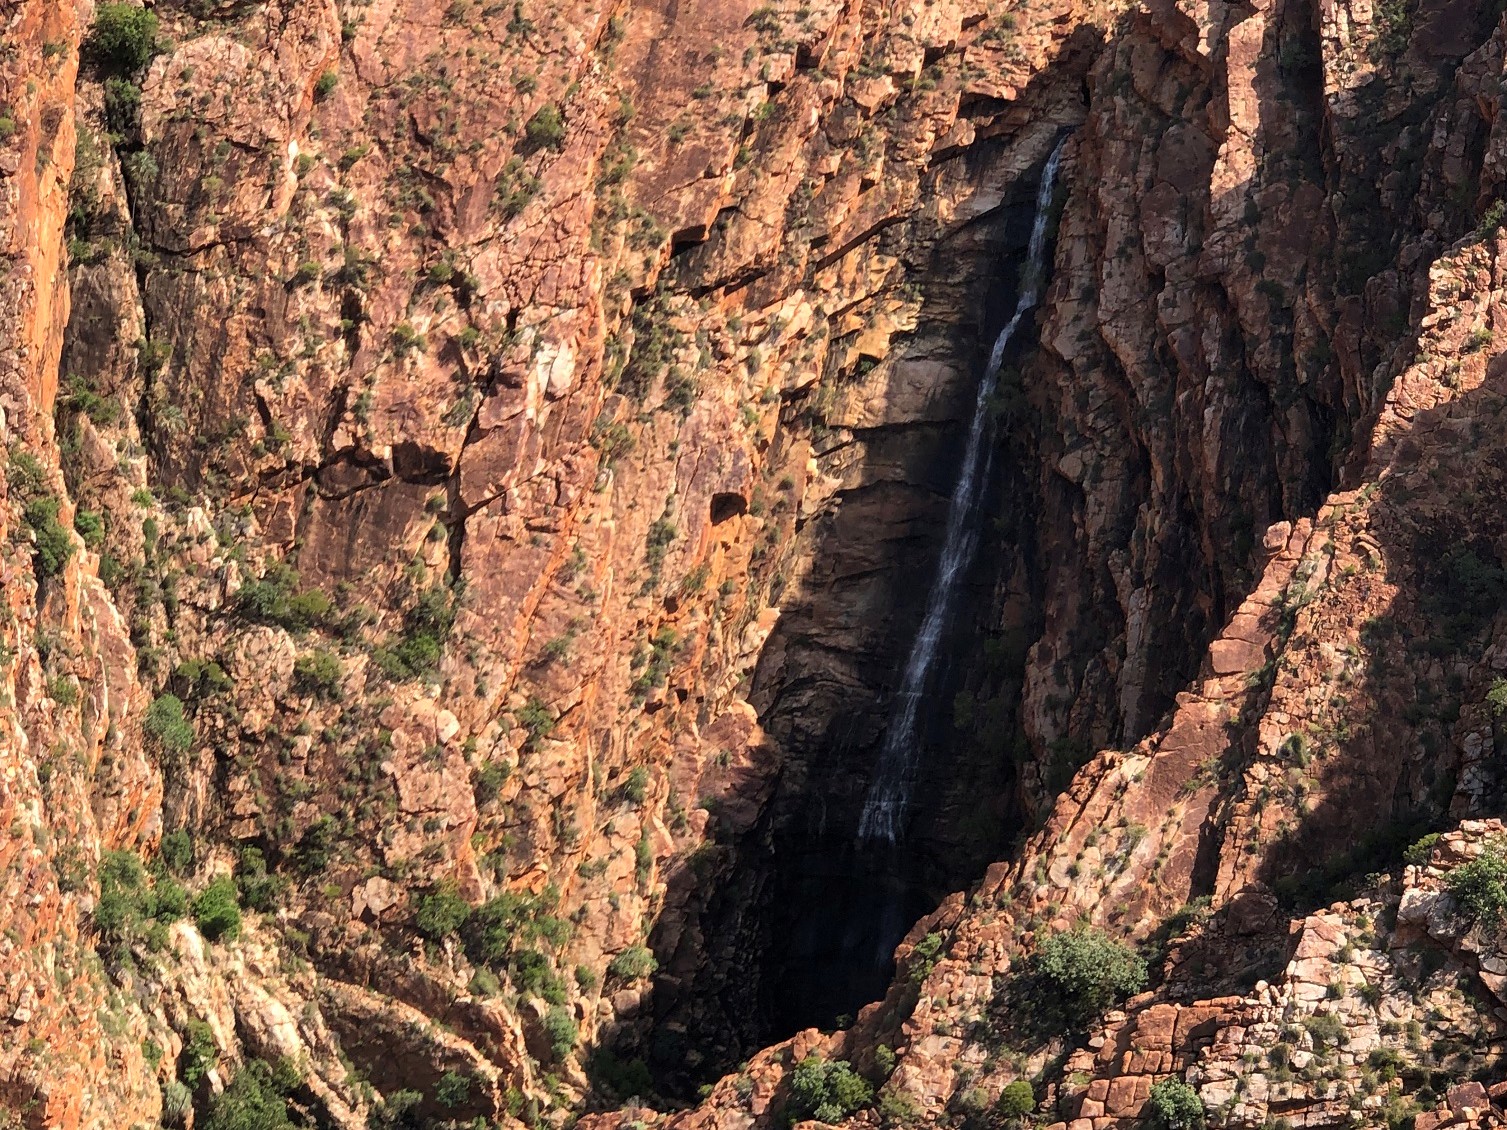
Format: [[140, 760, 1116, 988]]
[[13, 0, 1507, 1124]]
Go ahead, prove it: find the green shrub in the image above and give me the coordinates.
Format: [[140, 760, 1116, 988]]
[[89, 4, 159, 73], [908, 931, 944, 982], [153, 876, 188, 921], [1027, 927, 1147, 1032], [516, 696, 554, 751], [372, 584, 456, 679], [511, 947, 560, 998], [367, 1090, 423, 1130], [236, 563, 331, 631], [102, 76, 141, 134], [160, 1080, 193, 1125], [73, 508, 105, 549], [469, 966, 501, 996], [1142, 1078, 1204, 1130], [416, 880, 471, 940], [473, 761, 509, 805], [158, 829, 194, 875], [525, 104, 566, 149], [313, 70, 338, 99], [145, 694, 194, 754], [235, 846, 288, 912], [434, 1071, 471, 1108], [24, 495, 74, 578], [463, 892, 527, 964], [180, 1018, 219, 1087], [608, 944, 657, 981], [589, 1049, 653, 1099], [1447, 840, 1507, 924], [1404, 832, 1442, 866], [293, 815, 335, 873], [203, 1058, 296, 1130], [95, 849, 149, 938], [193, 876, 242, 942], [877, 1090, 920, 1126], [292, 649, 343, 698], [1302, 1012, 1347, 1047], [996, 1080, 1034, 1119], [621, 765, 650, 804], [789, 1056, 873, 1123], [543, 1004, 576, 1058]]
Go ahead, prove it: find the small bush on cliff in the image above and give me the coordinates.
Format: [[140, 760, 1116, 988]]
[[158, 829, 194, 875], [73, 508, 105, 550], [145, 693, 195, 755], [292, 648, 343, 699], [89, 4, 160, 74], [996, 1081, 1035, 1120], [1142, 1078, 1205, 1130], [589, 1050, 654, 1100], [525, 104, 566, 149], [236, 562, 331, 632], [1024, 926, 1147, 1033], [103, 75, 142, 135], [908, 931, 944, 983], [621, 765, 650, 804], [789, 1056, 873, 1124], [608, 944, 657, 981], [473, 760, 509, 805], [516, 696, 555, 751], [416, 880, 471, 940], [203, 1058, 297, 1130], [434, 1070, 471, 1108], [235, 846, 288, 912], [94, 850, 150, 939], [24, 496, 74, 579], [180, 1019, 219, 1087], [193, 876, 242, 942], [372, 583, 457, 680], [1447, 839, 1507, 925], [1404, 832, 1443, 866], [544, 1004, 577, 1059]]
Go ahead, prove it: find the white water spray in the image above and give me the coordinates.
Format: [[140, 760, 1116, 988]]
[[857, 135, 1069, 845]]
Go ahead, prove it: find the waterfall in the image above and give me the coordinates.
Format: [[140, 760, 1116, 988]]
[[857, 135, 1069, 845]]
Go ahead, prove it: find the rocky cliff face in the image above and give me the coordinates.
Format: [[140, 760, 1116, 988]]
[[9, 0, 1507, 1126]]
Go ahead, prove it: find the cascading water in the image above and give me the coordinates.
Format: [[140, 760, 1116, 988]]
[[857, 135, 1069, 845]]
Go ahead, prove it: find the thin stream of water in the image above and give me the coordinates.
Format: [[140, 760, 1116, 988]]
[[857, 136, 1069, 844]]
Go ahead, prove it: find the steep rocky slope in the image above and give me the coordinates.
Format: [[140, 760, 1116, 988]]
[[9, 0, 1507, 1125]]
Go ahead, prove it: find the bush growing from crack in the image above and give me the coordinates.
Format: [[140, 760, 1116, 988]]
[[193, 876, 242, 942], [1008, 926, 1147, 1038], [544, 1005, 576, 1059], [292, 648, 343, 699], [608, 944, 657, 981], [1447, 838, 1507, 925], [788, 1056, 873, 1124], [89, 4, 160, 73], [415, 880, 470, 940], [996, 1081, 1034, 1120], [145, 693, 194, 755], [525, 104, 566, 149], [203, 1058, 300, 1130], [1142, 1078, 1205, 1130]]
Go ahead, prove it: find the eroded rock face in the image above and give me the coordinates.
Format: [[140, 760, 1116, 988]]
[[11, 0, 1507, 1123]]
